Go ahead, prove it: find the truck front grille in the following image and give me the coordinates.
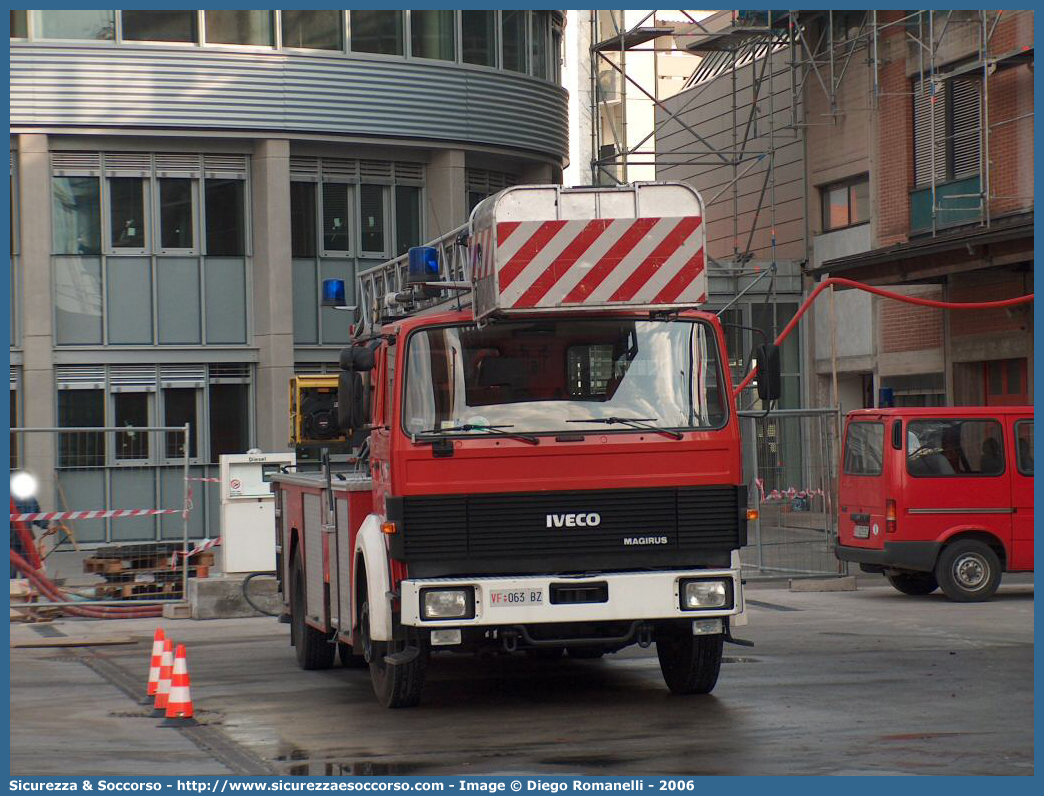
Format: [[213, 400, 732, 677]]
[[387, 485, 745, 564]]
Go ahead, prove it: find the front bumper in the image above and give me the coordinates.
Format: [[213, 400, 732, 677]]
[[399, 569, 744, 627]]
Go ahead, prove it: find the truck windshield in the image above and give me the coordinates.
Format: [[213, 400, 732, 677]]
[[402, 319, 728, 436]]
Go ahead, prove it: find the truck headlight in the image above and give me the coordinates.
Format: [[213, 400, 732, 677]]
[[420, 588, 474, 620], [680, 579, 732, 610]]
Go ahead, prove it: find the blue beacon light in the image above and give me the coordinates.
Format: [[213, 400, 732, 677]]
[[407, 246, 440, 284], [321, 279, 347, 308]]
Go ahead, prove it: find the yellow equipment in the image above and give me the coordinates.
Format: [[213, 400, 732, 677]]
[[289, 375, 344, 447]]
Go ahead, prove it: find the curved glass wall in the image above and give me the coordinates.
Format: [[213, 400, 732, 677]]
[[13, 9, 564, 84]]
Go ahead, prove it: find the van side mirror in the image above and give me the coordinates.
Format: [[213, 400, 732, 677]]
[[754, 343, 782, 402]]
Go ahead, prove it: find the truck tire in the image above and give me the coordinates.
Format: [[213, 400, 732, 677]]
[[935, 540, 1002, 602], [361, 600, 427, 708], [656, 631, 724, 695], [886, 572, 939, 596], [290, 553, 336, 670], [338, 640, 367, 669]]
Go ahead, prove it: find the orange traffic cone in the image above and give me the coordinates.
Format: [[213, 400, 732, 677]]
[[151, 638, 174, 717], [141, 627, 165, 704], [160, 644, 198, 727]]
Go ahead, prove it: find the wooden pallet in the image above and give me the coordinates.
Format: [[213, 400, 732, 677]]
[[83, 550, 214, 574], [82, 542, 214, 602], [93, 581, 181, 600]]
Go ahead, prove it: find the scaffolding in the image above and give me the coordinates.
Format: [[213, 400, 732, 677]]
[[868, 10, 1033, 233], [586, 10, 1033, 576], [589, 9, 1033, 256]]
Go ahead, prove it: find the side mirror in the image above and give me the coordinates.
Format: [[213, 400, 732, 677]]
[[754, 343, 782, 402], [337, 344, 376, 435], [337, 371, 366, 433], [339, 345, 375, 373]]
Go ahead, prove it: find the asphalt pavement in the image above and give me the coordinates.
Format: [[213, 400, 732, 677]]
[[8, 574, 1034, 776]]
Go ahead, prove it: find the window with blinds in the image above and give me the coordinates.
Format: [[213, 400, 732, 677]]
[[912, 75, 981, 186], [949, 78, 981, 179]]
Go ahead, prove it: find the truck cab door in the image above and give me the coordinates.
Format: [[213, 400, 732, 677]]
[[371, 342, 395, 511], [1010, 417, 1034, 571]]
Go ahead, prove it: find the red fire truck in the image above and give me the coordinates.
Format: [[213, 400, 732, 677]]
[[271, 183, 771, 707]]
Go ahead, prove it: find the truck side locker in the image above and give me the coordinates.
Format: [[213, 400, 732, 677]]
[[302, 491, 326, 631]]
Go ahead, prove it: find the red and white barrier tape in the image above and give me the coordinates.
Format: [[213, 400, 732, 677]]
[[754, 478, 825, 503], [169, 537, 222, 569], [10, 508, 183, 522], [185, 477, 220, 483]]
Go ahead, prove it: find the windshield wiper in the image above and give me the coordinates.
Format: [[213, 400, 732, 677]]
[[566, 416, 684, 440], [416, 423, 539, 445]]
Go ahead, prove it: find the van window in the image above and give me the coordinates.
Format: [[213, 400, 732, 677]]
[[907, 419, 1004, 477], [844, 422, 884, 475], [1015, 420, 1033, 476]]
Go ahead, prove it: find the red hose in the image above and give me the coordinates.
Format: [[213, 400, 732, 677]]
[[733, 277, 1034, 397], [13, 556, 159, 618], [11, 549, 163, 619]]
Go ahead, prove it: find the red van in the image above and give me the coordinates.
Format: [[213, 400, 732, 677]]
[[835, 406, 1033, 601]]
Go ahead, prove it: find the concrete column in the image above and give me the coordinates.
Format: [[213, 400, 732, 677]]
[[425, 149, 467, 240], [16, 134, 57, 493], [250, 139, 294, 452], [518, 162, 555, 184]]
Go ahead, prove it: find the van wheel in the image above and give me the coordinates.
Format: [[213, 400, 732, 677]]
[[935, 541, 1002, 602], [290, 552, 336, 670], [656, 630, 723, 695], [361, 600, 428, 708], [886, 572, 939, 596]]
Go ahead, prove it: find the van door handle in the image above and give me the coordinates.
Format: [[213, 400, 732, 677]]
[[850, 513, 870, 523]]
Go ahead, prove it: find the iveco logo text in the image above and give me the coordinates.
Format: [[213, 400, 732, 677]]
[[546, 512, 601, 528], [623, 536, 669, 546]]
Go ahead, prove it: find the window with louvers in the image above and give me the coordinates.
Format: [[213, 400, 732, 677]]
[[949, 78, 981, 178], [913, 76, 981, 186]]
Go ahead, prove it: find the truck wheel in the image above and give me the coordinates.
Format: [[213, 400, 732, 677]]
[[290, 553, 336, 670], [338, 640, 367, 669], [656, 630, 724, 695], [361, 600, 428, 708], [886, 572, 939, 596], [935, 540, 1002, 602]]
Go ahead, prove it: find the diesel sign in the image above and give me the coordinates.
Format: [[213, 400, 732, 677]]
[[546, 512, 601, 528]]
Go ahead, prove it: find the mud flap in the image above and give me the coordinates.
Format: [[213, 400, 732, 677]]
[[383, 646, 420, 666]]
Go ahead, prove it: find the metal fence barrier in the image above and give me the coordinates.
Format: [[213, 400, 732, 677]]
[[10, 425, 194, 604], [739, 408, 846, 577]]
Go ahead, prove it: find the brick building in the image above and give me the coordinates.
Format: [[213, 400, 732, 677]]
[[807, 9, 1033, 411], [655, 10, 1033, 413]]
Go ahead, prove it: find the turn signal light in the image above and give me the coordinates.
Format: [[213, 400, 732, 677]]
[[381, 521, 397, 535], [746, 508, 759, 522], [885, 499, 897, 534]]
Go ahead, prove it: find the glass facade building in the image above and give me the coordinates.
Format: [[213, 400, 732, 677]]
[[10, 9, 567, 544]]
